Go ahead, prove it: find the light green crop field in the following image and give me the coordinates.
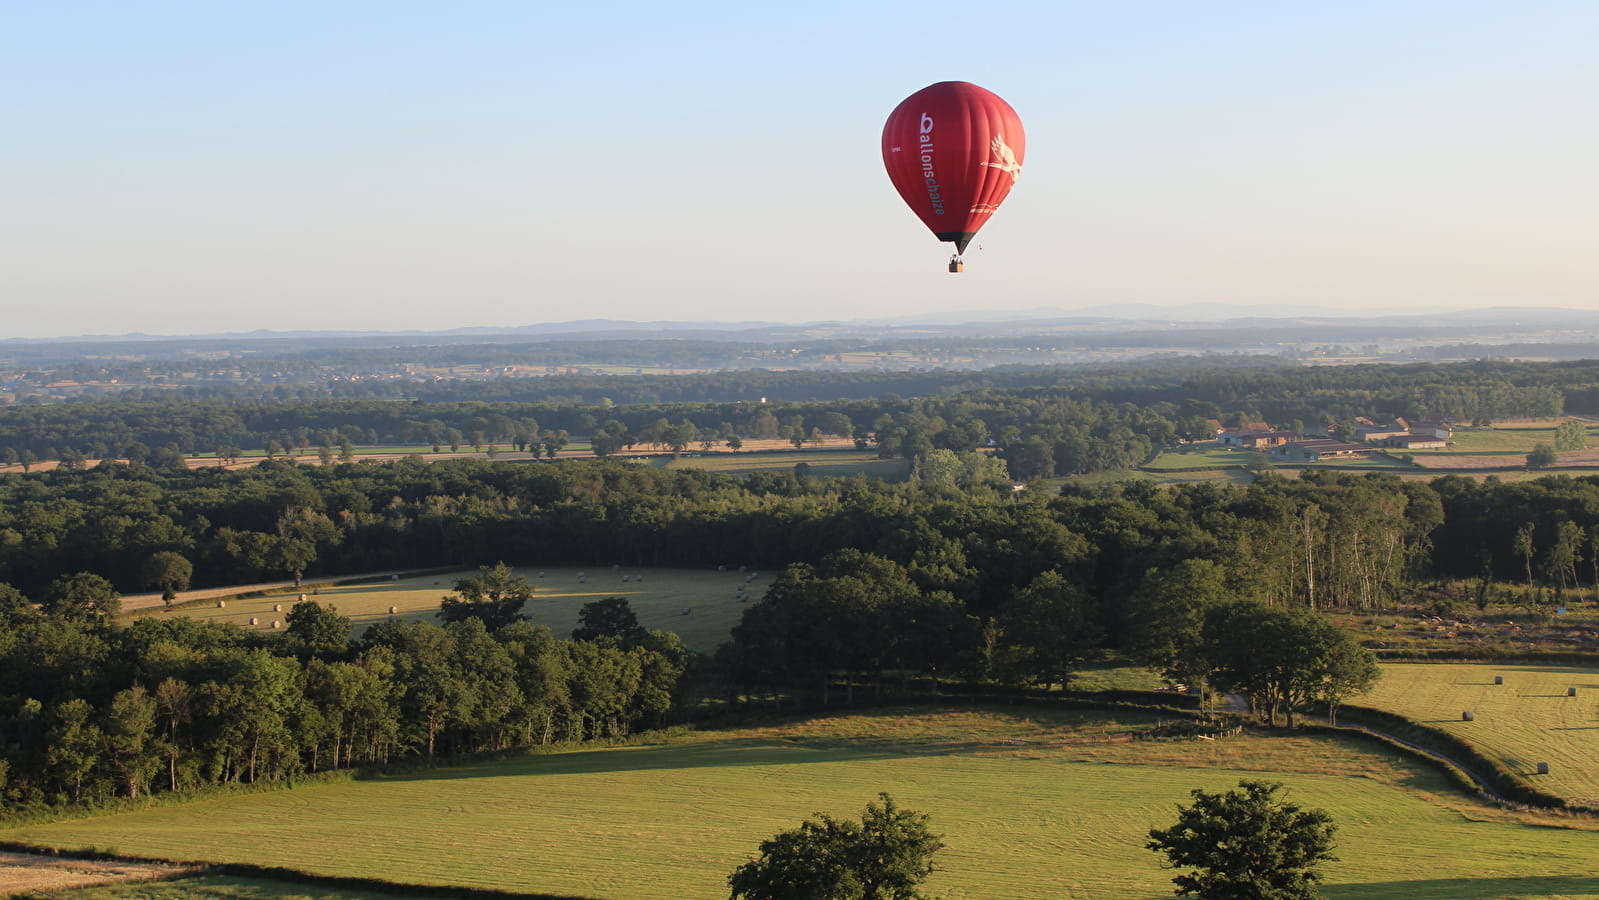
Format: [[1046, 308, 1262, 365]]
[[658, 449, 911, 480], [150, 567, 755, 653], [1143, 446, 1253, 470], [1411, 423, 1593, 458], [1357, 663, 1599, 804], [8, 708, 1598, 900]]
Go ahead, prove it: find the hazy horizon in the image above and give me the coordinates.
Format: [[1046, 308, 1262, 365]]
[[5, 2, 1595, 340]]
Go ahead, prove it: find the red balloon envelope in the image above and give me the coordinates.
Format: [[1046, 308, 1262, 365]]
[[882, 81, 1025, 256]]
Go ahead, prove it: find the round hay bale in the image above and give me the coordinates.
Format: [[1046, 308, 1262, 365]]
[[1494, 675, 1504, 685], [636, 575, 643, 582], [298, 593, 306, 602], [613, 564, 620, 571], [273, 603, 282, 612], [718, 565, 725, 572], [538, 571, 545, 578], [271, 620, 281, 629], [1537, 762, 1550, 775], [391, 574, 399, 581], [1462, 710, 1474, 721], [388, 605, 397, 614], [249, 617, 258, 626], [621, 575, 630, 582], [217, 600, 226, 608]]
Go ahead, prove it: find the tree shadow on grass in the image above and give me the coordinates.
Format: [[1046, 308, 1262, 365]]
[[354, 736, 953, 783], [1324, 875, 1599, 899]]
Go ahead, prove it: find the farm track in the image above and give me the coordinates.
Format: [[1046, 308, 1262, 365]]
[[0, 850, 195, 893], [1321, 719, 1518, 806], [1222, 692, 1521, 807]]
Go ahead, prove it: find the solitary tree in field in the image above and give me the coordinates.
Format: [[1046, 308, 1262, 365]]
[[438, 562, 533, 630], [141, 551, 193, 606], [728, 793, 943, 900], [1148, 780, 1336, 900], [1527, 443, 1558, 470], [572, 596, 647, 646]]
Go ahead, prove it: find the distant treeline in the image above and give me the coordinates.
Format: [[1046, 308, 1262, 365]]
[[5, 455, 1599, 611], [1, 359, 1589, 477]]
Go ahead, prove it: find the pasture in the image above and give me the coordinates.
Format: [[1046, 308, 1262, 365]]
[[7, 708, 1599, 900], [1357, 663, 1599, 805], [145, 566, 755, 653], [658, 448, 911, 480], [1143, 445, 1255, 470]]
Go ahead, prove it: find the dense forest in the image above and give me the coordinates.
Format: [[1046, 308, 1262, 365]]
[[9, 453, 1599, 808]]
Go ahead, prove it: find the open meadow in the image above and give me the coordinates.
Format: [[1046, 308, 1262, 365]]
[[656, 448, 911, 480], [1357, 663, 1599, 805], [136, 567, 754, 653], [6, 707, 1598, 900]]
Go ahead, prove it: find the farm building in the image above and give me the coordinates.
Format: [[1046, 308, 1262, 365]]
[[1218, 430, 1299, 449], [1353, 423, 1408, 442], [1270, 439, 1377, 462], [1381, 433, 1448, 450]]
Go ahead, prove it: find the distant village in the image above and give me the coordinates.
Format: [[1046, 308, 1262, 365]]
[[1215, 416, 1452, 461]]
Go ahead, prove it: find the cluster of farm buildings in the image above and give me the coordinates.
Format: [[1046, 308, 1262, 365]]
[[1216, 417, 1452, 461]]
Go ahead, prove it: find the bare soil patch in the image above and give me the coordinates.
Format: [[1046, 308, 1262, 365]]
[[0, 850, 194, 893]]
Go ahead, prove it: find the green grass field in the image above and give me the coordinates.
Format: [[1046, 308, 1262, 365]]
[[1143, 446, 1254, 470], [8, 708, 1598, 900], [657, 449, 911, 480], [145, 567, 754, 653], [1410, 422, 1597, 459], [1357, 663, 1599, 804]]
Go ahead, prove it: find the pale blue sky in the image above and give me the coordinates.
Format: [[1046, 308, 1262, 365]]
[[3, 1, 1595, 339]]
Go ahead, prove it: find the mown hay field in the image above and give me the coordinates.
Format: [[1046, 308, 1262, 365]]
[[1357, 663, 1599, 804], [46, 875, 427, 899], [148, 567, 756, 653], [8, 708, 1598, 900], [657, 448, 911, 480]]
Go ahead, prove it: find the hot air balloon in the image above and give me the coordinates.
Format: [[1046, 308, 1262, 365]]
[[882, 81, 1025, 272]]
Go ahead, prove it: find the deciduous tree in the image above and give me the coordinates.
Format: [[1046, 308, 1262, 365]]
[[438, 562, 533, 630], [1148, 779, 1336, 900], [728, 793, 944, 900]]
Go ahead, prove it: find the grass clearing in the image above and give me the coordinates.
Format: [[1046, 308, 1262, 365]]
[[1357, 663, 1599, 805], [7, 707, 1598, 900], [141, 567, 755, 653], [659, 449, 911, 480], [1143, 446, 1254, 470]]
